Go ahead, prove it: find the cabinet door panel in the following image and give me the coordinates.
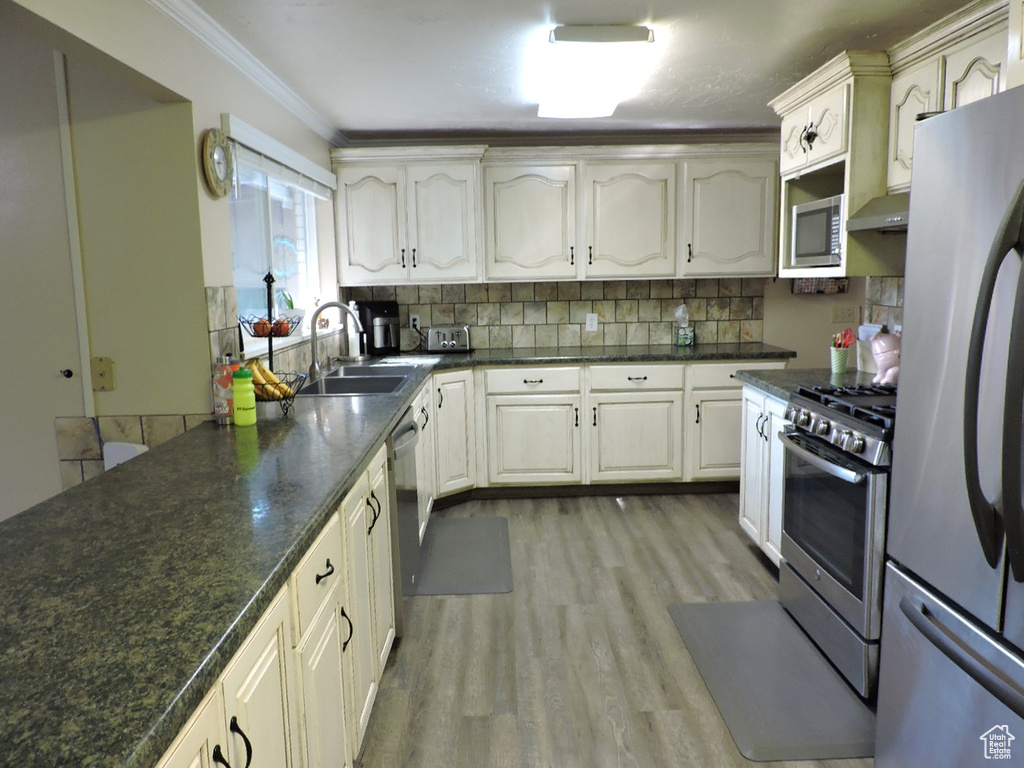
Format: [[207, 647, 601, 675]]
[[681, 158, 776, 277], [367, 448, 395, 675], [585, 162, 676, 278], [764, 400, 791, 566], [434, 371, 476, 495], [806, 84, 849, 166], [888, 61, 941, 190], [337, 166, 407, 284], [485, 165, 577, 279], [298, 600, 352, 768], [155, 689, 226, 768], [738, 393, 764, 544], [589, 392, 683, 482], [687, 390, 743, 480], [341, 478, 376, 752], [486, 394, 581, 484], [944, 28, 1005, 110], [407, 164, 478, 281], [780, 107, 810, 175]]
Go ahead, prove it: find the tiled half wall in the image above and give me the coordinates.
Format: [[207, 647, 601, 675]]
[[344, 278, 768, 353]]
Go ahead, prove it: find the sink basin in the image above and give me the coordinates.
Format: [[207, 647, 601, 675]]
[[297, 375, 407, 396], [327, 364, 419, 378]]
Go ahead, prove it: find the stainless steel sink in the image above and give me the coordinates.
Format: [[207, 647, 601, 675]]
[[327, 365, 419, 378], [297, 375, 407, 396]]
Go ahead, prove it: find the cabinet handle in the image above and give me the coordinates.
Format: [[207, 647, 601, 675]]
[[588, 245, 593, 265], [523, 378, 543, 384], [315, 558, 335, 585], [695, 403, 701, 424], [400, 248, 406, 268], [575, 407, 579, 427], [570, 245, 574, 265], [212, 746, 232, 768], [341, 606, 354, 652], [799, 123, 819, 153], [367, 491, 381, 533], [593, 407, 598, 427], [412, 247, 417, 268], [60, 369, 74, 378], [437, 387, 443, 408], [419, 405, 430, 428], [755, 412, 765, 437], [227, 717, 253, 768], [687, 243, 693, 262], [627, 375, 648, 382]]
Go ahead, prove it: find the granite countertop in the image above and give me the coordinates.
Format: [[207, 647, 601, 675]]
[[733, 366, 882, 400], [0, 343, 795, 766]]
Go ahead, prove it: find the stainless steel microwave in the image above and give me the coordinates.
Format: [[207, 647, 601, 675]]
[[790, 194, 843, 268]]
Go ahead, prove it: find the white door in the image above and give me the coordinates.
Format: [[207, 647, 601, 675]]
[[588, 392, 683, 482], [433, 370, 476, 495], [486, 394, 582, 484], [484, 164, 578, 279], [687, 389, 743, 480], [406, 163, 479, 281], [680, 158, 777, 277], [1, 26, 89, 520], [337, 165, 408, 284], [297, 598, 352, 768], [583, 161, 677, 278]]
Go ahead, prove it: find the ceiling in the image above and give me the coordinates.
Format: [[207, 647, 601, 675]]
[[190, 0, 976, 144]]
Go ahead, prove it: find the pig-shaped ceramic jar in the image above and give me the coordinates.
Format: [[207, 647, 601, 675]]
[[870, 332, 901, 385]]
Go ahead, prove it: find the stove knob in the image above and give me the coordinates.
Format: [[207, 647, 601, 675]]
[[848, 434, 866, 454], [812, 418, 831, 436], [838, 430, 852, 450], [795, 409, 811, 428]]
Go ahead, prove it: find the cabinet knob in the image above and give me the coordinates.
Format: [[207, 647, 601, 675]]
[[60, 369, 74, 379]]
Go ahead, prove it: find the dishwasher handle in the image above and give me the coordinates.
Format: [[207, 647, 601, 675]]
[[392, 418, 420, 460]]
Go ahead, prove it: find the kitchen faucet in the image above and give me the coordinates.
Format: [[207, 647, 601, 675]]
[[308, 301, 364, 381]]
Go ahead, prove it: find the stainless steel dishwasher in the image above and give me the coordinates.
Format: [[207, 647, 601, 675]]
[[388, 405, 420, 636]]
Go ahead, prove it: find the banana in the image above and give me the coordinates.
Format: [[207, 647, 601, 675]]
[[244, 359, 281, 400], [257, 360, 294, 398]]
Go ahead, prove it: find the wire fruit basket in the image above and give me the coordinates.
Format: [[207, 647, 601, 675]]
[[245, 361, 306, 416], [239, 313, 304, 338]]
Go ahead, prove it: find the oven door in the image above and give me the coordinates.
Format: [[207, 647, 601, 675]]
[[779, 428, 889, 640]]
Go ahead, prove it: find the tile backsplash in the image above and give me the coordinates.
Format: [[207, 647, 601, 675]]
[[344, 278, 768, 351], [864, 276, 904, 331]]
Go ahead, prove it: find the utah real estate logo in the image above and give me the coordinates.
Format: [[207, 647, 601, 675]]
[[980, 725, 1015, 759]]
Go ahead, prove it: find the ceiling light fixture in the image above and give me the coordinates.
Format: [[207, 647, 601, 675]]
[[530, 24, 657, 119]]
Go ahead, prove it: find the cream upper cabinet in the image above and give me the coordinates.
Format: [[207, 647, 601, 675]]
[[679, 155, 778, 277], [483, 163, 578, 280], [433, 369, 476, 496], [333, 146, 485, 285], [943, 26, 1006, 110], [887, 59, 942, 191], [582, 161, 677, 279], [1009, 0, 1024, 88], [779, 83, 850, 176]]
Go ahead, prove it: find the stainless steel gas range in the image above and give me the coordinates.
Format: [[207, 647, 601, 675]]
[[778, 383, 897, 700]]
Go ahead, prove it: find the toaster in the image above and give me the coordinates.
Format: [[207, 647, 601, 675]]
[[426, 324, 471, 352]]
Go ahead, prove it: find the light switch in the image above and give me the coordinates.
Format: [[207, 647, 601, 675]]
[[91, 356, 116, 391], [585, 313, 599, 332]]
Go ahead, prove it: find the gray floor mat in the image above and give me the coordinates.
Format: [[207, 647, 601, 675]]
[[412, 517, 513, 595], [668, 600, 875, 762]]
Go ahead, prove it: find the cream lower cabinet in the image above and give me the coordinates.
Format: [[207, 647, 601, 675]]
[[485, 366, 582, 485], [154, 687, 226, 768], [739, 386, 791, 566], [413, 382, 436, 540], [586, 364, 684, 483], [366, 446, 395, 675], [433, 369, 476, 496], [684, 362, 786, 481]]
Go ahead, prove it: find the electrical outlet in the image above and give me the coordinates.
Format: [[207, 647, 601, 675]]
[[410, 314, 420, 330], [585, 313, 599, 332], [831, 305, 857, 324]]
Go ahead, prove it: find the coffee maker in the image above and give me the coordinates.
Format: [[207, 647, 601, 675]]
[[355, 300, 401, 356]]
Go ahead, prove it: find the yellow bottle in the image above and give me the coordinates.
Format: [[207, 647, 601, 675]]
[[232, 368, 257, 427]]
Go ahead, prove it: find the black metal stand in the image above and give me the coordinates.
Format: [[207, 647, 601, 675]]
[[263, 271, 275, 370]]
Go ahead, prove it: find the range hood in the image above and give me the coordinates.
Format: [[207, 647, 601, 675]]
[[846, 192, 910, 233]]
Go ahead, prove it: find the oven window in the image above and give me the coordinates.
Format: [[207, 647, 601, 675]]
[[783, 450, 866, 595]]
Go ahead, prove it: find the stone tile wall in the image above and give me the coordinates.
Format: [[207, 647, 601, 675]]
[[864, 276, 904, 331], [345, 278, 768, 352]]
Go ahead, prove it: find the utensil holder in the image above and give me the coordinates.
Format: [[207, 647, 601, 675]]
[[830, 347, 849, 374]]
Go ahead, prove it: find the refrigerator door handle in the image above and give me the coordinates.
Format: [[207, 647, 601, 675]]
[[963, 180, 1024, 567], [1002, 262, 1024, 582], [900, 596, 1024, 719]]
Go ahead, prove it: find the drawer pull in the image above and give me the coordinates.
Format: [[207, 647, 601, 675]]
[[341, 606, 354, 652], [400, 248, 406, 268], [315, 558, 335, 585], [575, 407, 579, 427], [593, 407, 598, 427], [695, 403, 701, 424], [627, 376, 648, 382], [367, 492, 382, 534], [588, 245, 593, 265], [411, 247, 417, 268], [570, 245, 574, 265], [437, 387, 443, 408], [523, 378, 544, 384]]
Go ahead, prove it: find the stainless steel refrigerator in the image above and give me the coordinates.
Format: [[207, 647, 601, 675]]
[[876, 85, 1024, 766]]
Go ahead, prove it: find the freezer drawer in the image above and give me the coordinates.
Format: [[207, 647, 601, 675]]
[[876, 562, 1024, 767]]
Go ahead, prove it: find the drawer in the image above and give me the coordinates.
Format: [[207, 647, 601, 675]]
[[485, 366, 581, 394], [291, 512, 343, 641], [687, 361, 784, 389], [589, 363, 683, 391]]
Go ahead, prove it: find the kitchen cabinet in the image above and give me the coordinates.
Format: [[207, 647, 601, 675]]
[[483, 163, 578, 280], [679, 155, 778, 277], [582, 161, 676, 278], [739, 386, 791, 566], [485, 366, 582, 485], [684, 362, 786, 481], [433, 369, 476, 496], [413, 382, 436, 540], [219, 586, 301, 768], [770, 51, 899, 278], [333, 146, 485, 285], [1010, 0, 1024, 88], [366, 445, 395, 676], [585, 363, 683, 482], [887, 1, 1007, 191], [154, 688, 226, 768]]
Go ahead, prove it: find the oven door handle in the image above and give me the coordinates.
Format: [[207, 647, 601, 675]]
[[779, 432, 866, 485]]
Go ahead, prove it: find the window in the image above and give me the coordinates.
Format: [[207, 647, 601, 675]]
[[230, 144, 328, 340]]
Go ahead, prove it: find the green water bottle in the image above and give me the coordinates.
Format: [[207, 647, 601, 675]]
[[232, 368, 257, 426]]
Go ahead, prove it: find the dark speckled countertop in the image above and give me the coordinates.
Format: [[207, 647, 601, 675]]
[[0, 343, 794, 766], [733, 366, 883, 400]]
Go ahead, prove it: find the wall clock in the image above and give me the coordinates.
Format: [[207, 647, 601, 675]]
[[202, 128, 233, 198]]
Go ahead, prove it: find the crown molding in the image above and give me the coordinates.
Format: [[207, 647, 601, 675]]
[[147, 0, 340, 144]]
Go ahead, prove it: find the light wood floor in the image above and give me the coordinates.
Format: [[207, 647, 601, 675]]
[[359, 492, 874, 768]]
